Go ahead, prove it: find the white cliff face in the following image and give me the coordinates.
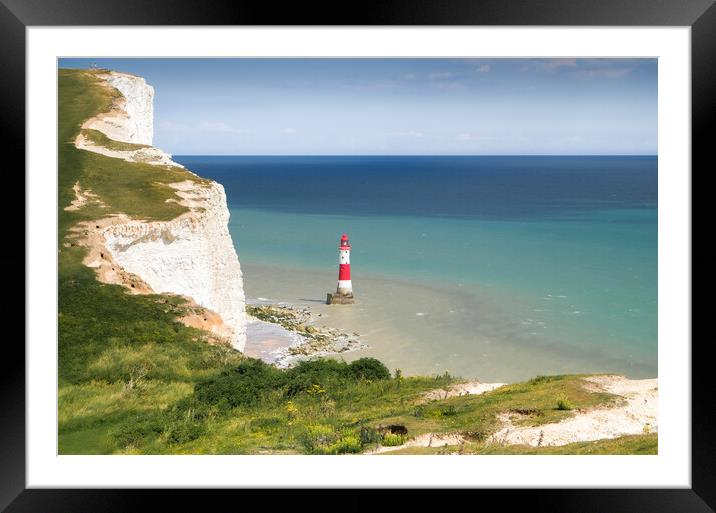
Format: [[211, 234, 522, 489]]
[[102, 72, 155, 145], [102, 181, 247, 350], [74, 71, 248, 351]]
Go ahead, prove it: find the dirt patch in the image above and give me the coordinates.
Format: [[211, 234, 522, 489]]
[[366, 432, 467, 454], [179, 303, 233, 343], [421, 380, 506, 402], [487, 375, 658, 447], [64, 181, 107, 212], [75, 131, 181, 168]]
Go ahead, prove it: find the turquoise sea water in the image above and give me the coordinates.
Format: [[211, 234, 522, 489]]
[[175, 156, 657, 381]]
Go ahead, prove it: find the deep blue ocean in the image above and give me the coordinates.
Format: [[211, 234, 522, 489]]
[[177, 155, 656, 220], [175, 155, 657, 380]]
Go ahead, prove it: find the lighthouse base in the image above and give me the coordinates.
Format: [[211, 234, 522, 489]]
[[326, 292, 355, 305]]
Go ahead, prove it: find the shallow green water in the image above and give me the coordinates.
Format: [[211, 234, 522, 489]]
[[230, 207, 657, 381]]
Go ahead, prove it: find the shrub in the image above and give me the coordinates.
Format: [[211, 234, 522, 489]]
[[348, 358, 391, 381], [283, 359, 350, 397], [299, 424, 364, 454], [382, 433, 406, 447], [165, 420, 205, 445], [111, 415, 163, 448], [529, 375, 567, 386], [326, 435, 362, 454], [440, 405, 458, 417], [427, 404, 459, 418], [193, 356, 395, 411], [194, 359, 283, 410], [285, 401, 298, 421], [359, 426, 382, 446], [299, 424, 337, 453], [556, 396, 574, 411], [168, 397, 218, 423]]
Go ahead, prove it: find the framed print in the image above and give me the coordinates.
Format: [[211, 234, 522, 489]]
[[5, 0, 714, 510]]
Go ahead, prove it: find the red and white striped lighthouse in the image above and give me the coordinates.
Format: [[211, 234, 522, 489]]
[[337, 233, 352, 295], [327, 233, 355, 304]]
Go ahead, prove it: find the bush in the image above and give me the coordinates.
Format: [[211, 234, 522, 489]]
[[359, 426, 382, 445], [382, 433, 406, 447], [326, 435, 362, 454], [440, 405, 458, 416], [299, 423, 337, 453], [348, 358, 391, 381], [427, 404, 459, 418], [299, 424, 364, 454], [111, 415, 163, 448], [529, 375, 567, 386], [194, 359, 283, 409], [556, 396, 574, 411], [283, 359, 350, 397], [165, 420, 205, 445], [193, 356, 394, 410]]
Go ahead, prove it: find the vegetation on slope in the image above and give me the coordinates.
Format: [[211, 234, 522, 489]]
[[58, 69, 238, 454], [80, 128, 151, 151], [57, 69, 656, 455]]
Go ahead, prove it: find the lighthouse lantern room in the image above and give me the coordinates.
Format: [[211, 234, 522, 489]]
[[327, 233, 355, 305]]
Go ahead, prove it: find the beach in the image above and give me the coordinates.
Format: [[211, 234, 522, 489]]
[[240, 261, 655, 382]]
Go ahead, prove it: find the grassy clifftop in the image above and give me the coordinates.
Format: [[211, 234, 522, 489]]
[[57, 69, 656, 455], [59, 69, 244, 453]]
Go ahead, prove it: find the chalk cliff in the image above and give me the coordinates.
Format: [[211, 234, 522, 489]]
[[74, 71, 247, 350], [87, 71, 155, 145]]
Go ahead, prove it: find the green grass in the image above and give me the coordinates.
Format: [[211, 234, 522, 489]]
[[58, 69, 205, 230], [80, 128, 151, 151], [58, 69, 244, 453], [57, 69, 653, 456], [369, 374, 620, 443]]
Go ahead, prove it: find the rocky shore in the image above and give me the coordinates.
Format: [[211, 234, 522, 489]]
[[246, 304, 366, 367]]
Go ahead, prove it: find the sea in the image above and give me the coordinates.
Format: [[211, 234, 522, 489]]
[[174, 155, 658, 382]]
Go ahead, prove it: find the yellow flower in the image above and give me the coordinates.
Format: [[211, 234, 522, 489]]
[[308, 384, 326, 396]]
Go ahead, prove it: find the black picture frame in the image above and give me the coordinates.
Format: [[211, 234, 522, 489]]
[[4, 0, 713, 511]]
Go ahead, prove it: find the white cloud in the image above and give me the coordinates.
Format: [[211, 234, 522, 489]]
[[196, 121, 249, 134], [456, 133, 497, 142], [341, 79, 399, 91], [520, 59, 633, 79], [386, 130, 425, 138], [570, 68, 632, 79], [431, 81, 467, 91], [428, 71, 454, 80], [475, 64, 491, 73], [524, 58, 578, 71]]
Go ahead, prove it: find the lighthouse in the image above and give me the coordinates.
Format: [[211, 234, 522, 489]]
[[327, 233, 355, 305]]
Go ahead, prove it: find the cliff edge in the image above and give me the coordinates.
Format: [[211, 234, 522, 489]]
[[68, 71, 247, 350]]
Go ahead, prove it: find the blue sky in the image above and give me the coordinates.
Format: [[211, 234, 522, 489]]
[[59, 58, 657, 155]]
